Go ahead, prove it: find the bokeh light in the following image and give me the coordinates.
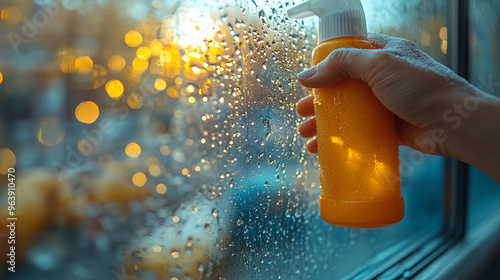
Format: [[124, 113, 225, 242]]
[[420, 31, 431, 47], [0, 6, 22, 25], [125, 30, 143, 47], [75, 101, 100, 124], [136, 47, 152, 60], [132, 57, 148, 73], [127, 93, 143, 109], [152, 244, 162, 252], [439, 26, 448, 40], [37, 118, 66, 146], [75, 56, 94, 75], [156, 183, 167, 194], [154, 78, 167, 91], [149, 40, 163, 56], [59, 49, 79, 74], [148, 164, 161, 176], [167, 87, 179, 99], [105, 79, 124, 99], [108, 55, 126, 72], [0, 148, 16, 175], [125, 142, 142, 158], [132, 172, 147, 187]]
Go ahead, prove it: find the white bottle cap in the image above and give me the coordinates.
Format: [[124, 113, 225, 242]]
[[288, 0, 367, 42]]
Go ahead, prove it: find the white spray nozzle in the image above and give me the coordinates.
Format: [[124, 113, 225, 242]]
[[287, 0, 367, 43]]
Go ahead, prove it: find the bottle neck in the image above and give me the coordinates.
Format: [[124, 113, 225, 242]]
[[319, 10, 367, 42]]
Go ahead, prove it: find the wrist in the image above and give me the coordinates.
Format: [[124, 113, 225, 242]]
[[442, 86, 500, 181]]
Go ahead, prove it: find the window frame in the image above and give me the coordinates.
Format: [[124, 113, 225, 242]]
[[417, 0, 500, 277]]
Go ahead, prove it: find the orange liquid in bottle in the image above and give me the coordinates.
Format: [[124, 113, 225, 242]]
[[312, 36, 404, 228]]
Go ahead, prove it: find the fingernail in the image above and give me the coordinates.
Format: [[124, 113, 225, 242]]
[[297, 67, 317, 80]]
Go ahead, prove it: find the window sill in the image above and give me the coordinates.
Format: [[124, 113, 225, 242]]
[[416, 206, 500, 279]]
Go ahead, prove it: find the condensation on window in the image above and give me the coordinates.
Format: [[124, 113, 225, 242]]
[[0, 0, 444, 279], [467, 0, 500, 229]]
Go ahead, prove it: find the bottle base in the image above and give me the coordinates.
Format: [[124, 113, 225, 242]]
[[319, 195, 405, 228]]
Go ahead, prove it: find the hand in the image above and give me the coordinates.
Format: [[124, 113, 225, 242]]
[[298, 33, 474, 156], [296, 33, 500, 182]]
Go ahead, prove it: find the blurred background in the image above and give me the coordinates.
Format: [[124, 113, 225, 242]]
[[0, 0, 498, 279]]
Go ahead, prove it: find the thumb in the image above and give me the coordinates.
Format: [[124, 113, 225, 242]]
[[297, 48, 379, 88]]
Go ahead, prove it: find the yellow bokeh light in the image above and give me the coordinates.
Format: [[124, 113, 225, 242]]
[[160, 50, 173, 63], [60, 53, 77, 74], [127, 93, 143, 109], [75, 101, 99, 124], [152, 245, 162, 253], [132, 57, 148, 73], [0, 72, 3, 85], [125, 142, 141, 158], [186, 85, 195, 93], [181, 168, 189, 175], [125, 30, 143, 47], [441, 40, 447, 54], [75, 56, 93, 75], [105, 79, 124, 99], [188, 96, 196, 104], [167, 87, 179, 99], [132, 172, 147, 187], [156, 183, 167, 194], [175, 77, 183, 85], [37, 118, 65, 147], [108, 55, 126, 72], [439, 26, 448, 41], [330, 136, 344, 145], [171, 251, 180, 258], [420, 31, 431, 47], [0, 148, 16, 175], [192, 66, 201, 75], [136, 47, 152, 60], [1, 7, 22, 25], [149, 58, 164, 75], [149, 164, 161, 176], [150, 40, 163, 56], [154, 78, 167, 91], [160, 145, 171, 155]]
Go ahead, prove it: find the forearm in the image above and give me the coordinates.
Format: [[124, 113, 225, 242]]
[[444, 88, 500, 182]]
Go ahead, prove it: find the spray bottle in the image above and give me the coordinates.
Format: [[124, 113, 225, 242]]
[[288, 0, 404, 228]]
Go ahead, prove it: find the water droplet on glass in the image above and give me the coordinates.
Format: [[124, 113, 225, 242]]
[[334, 95, 341, 105]]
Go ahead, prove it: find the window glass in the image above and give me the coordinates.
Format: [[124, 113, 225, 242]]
[[0, 0, 445, 279], [467, 0, 500, 229]]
